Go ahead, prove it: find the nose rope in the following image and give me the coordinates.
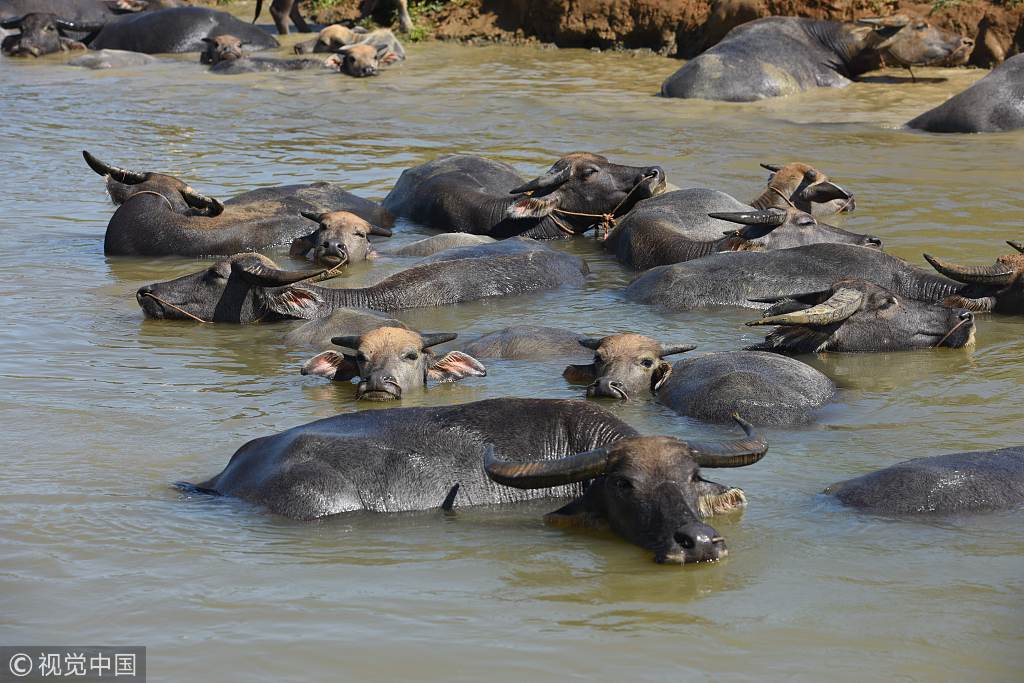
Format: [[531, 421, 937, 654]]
[[139, 292, 270, 325], [549, 174, 657, 240], [766, 185, 797, 209], [934, 317, 972, 348]]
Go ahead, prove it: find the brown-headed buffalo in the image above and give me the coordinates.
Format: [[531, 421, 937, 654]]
[[200, 34, 330, 74], [136, 241, 589, 323], [661, 16, 972, 101], [300, 327, 486, 401], [825, 447, 1024, 514], [626, 241, 1024, 315], [382, 153, 667, 240], [322, 29, 404, 78], [746, 280, 976, 353], [83, 151, 390, 256], [907, 54, 1024, 133], [289, 210, 392, 267], [566, 336, 835, 425], [177, 399, 764, 564], [90, 6, 278, 53]]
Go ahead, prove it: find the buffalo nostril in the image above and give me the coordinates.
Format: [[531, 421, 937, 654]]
[[959, 311, 974, 322], [137, 286, 153, 296], [674, 531, 696, 549], [609, 381, 625, 390], [866, 236, 883, 246]]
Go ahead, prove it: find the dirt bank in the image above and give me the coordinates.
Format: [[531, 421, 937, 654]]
[[303, 0, 1023, 66]]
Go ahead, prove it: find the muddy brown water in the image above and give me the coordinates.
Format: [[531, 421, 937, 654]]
[[1, 26, 1022, 683]]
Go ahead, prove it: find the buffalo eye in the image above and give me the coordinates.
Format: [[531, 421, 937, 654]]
[[803, 170, 817, 182], [915, 22, 927, 30], [404, 351, 419, 361], [640, 358, 655, 369], [580, 167, 599, 179], [355, 230, 367, 238], [612, 476, 634, 492], [796, 216, 816, 228]]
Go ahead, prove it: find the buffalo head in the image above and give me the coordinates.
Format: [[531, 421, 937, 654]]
[[83, 150, 225, 217], [136, 253, 328, 323], [324, 42, 399, 77], [925, 241, 1024, 314], [710, 207, 882, 250], [506, 153, 667, 232], [484, 415, 767, 564], [301, 327, 486, 401], [756, 162, 855, 214], [563, 333, 695, 400], [1, 14, 99, 58], [747, 279, 975, 353], [850, 16, 973, 71], [200, 35, 245, 65], [290, 211, 391, 267]]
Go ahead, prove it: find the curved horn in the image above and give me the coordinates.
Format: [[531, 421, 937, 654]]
[[747, 286, 863, 327], [420, 332, 457, 348], [330, 335, 361, 350], [0, 15, 24, 29], [923, 253, 1015, 285], [483, 444, 609, 490], [300, 210, 324, 224], [659, 344, 696, 358], [82, 150, 148, 185], [369, 224, 392, 237], [55, 19, 104, 33], [759, 163, 782, 173], [1007, 241, 1024, 254], [508, 165, 572, 195], [577, 337, 603, 350], [688, 415, 768, 468], [708, 209, 787, 227], [252, 0, 264, 23], [181, 187, 225, 217], [233, 260, 328, 287]]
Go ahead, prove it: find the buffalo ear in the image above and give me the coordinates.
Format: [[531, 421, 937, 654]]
[[60, 38, 88, 51], [379, 49, 400, 65], [289, 234, 316, 258], [427, 351, 487, 383], [263, 287, 324, 319], [300, 350, 359, 381], [507, 195, 559, 219], [562, 364, 596, 383], [543, 494, 606, 529], [201, 37, 216, 45], [652, 361, 673, 392]]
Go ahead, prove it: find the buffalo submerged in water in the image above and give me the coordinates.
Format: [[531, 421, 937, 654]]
[[136, 240, 589, 323], [660, 15, 972, 102], [178, 399, 768, 564], [907, 53, 1024, 134]]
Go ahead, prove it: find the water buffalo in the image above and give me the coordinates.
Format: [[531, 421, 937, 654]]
[[284, 308, 407, 349], [606, 203, 879, 271], [293, 24, 367, 54], [178, 398, 763, 563], [136, 241, 589, 323], [750, 162, 856, 216], [564, 335, 834, 425], [83, 151, 390, 256], [825, 447, 1024, 514], [200, 34, 330, 73], [1, 13, 97, 56], [68, 47, 155, 68], [626, 241, 1024, 315], [660, 16, 972, 101], [462, 325, 590, 360], [382, 153, 667, 240], [907, 54, 1024, 133], [0, 0, 116, 26], [289, 210, 391, 267], [383, 234, 496, 257], [90, 6, 278, 53], [301, 327, 486, 401], [322, 29, 404, 78], [746, 280, 976, 353]]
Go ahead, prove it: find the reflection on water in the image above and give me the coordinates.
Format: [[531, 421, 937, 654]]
[[0, 28, 1022, 683]]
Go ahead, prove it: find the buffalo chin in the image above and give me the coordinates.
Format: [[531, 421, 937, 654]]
[[357, 389, 400, 402], [655, 546, 728, 565]]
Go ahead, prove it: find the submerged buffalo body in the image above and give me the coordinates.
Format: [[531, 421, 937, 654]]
[[137, 241, 589, 323], [68, 48, 156, 68], [284, 308, 407, 349], [91, 7, 278, 53], [383, 154, 666, 240], [84, 151, 389, 256], [626, 242, 1024, 315], [565, 335, 834, 425], [661, 16, 971, 101], [383, 234, 496, 257], [181, 399, 765, 563], [825, 447, 1024, 514], [462, 325, 590, 360], [907, 54, 1024, 134]]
